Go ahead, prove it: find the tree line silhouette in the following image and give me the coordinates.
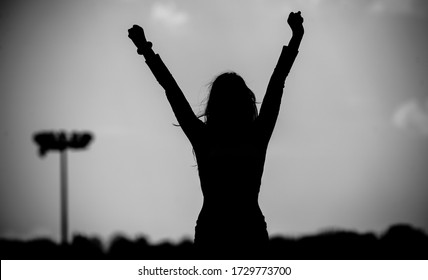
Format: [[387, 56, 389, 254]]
[[1, 224, 427, 260]]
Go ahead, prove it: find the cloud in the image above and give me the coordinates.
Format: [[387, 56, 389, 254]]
[[151, 2, 189, 29], [304, 0, 427, 16], [368, 0, 426, 16], [393, 98, 428, 136]]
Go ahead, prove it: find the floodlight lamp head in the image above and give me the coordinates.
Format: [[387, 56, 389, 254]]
[[33, 130, 94, 157]]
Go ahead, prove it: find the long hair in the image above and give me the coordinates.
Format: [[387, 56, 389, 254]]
[[201, 72, 258, 128]]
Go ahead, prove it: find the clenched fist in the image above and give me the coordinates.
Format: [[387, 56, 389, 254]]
[[287, 11, 304, 35], [128, 25, 152, 55]]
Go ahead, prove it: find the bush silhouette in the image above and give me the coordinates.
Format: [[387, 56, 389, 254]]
[[1, 224, 427, 260]]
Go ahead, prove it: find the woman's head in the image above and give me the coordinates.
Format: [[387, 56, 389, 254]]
[[203, 72, 257, 128]]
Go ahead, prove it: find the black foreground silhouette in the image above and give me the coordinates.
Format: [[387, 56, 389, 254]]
[[128, 12, 304, 258], [1, 224, 427, 260]]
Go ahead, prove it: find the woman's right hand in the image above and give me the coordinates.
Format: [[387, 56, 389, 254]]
[[287, 11, 304, 35], [128, 25, 152, 54]]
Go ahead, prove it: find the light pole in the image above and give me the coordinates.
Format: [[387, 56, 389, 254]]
[[33, 131, 93, 245]]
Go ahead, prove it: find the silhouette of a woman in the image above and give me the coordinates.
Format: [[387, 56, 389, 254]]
[[128, 11, 304, 258]]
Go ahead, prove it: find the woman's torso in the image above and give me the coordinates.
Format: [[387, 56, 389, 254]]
[[193, 124, 269, 242]]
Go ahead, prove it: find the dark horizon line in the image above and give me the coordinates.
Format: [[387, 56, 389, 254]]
[[2, 223, 428, 260], [1, 222, 426, 245]]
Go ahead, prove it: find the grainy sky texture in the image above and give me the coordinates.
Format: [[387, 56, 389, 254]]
[[1, 0, 428, 244]]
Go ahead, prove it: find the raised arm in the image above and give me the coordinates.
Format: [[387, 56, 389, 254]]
[[128, 25, 203, 145], [257, 12, 304, 146]]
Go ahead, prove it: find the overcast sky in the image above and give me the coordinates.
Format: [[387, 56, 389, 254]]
[[1, 0, 428, 244]]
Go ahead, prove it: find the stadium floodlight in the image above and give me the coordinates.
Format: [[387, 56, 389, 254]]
[[33, 131, 94, 244]]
